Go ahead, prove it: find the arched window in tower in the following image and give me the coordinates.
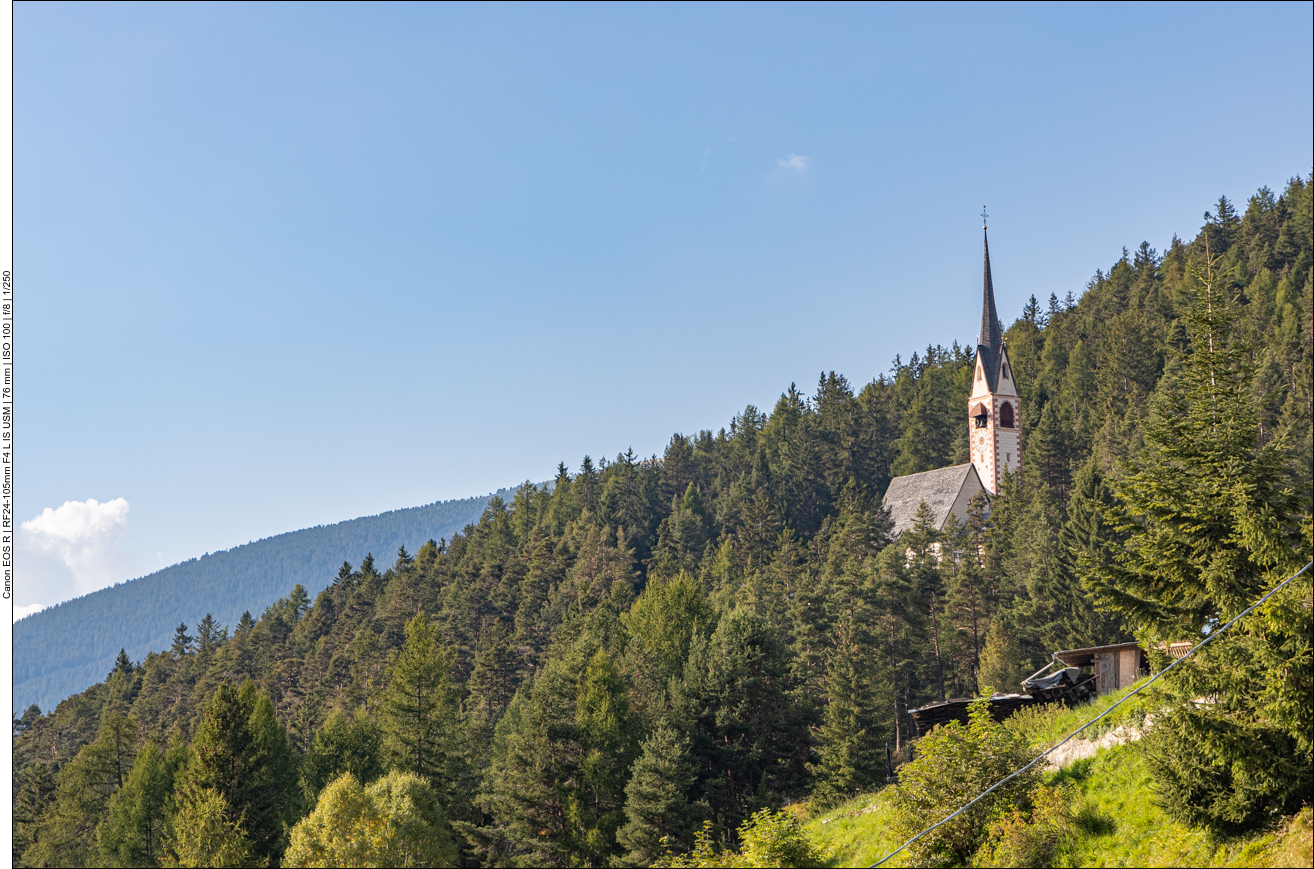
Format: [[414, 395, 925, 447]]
[[1000, 401, 1015, 429], [972, 403, 989, 428]]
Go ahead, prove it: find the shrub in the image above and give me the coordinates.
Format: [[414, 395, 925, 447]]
[[665, 809, 822, 868], [973, 784, 1078, 868], [887, 699, 1039, 868]]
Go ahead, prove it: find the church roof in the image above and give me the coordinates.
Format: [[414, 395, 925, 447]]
[[978, 227, 1004, 391], [883, 463, 987, 538]]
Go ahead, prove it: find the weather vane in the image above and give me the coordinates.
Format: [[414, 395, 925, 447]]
[[981, 205, 989, 228]]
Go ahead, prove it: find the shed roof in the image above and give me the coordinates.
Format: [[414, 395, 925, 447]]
[[883, 462, 985, 537], [1053, 642, 1144, 669]]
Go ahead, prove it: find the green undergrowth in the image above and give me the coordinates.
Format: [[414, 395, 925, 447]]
[[802, 787, 907, 867], [801, 687, 1311, 868], [1005, 679, 1155, 749]]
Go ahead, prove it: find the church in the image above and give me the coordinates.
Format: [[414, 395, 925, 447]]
[[883, 222, 1021, 538]]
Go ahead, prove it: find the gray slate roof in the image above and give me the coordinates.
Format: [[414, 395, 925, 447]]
[[883, 462, 986, 538]]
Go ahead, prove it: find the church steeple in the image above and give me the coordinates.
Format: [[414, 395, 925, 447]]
[[968, 211, 1021, 495], [978, 220, 1003, 390]]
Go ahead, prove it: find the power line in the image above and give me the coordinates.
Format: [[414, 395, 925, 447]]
[[869, 559, 1314, 868]]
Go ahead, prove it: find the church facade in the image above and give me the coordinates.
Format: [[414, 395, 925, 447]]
[[883, 224, 1021, 537]]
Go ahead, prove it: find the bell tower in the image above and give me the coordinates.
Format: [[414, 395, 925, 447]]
[[968, 215, 1021, 495]]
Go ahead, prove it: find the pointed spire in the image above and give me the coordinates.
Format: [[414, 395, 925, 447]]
[[978, 219, 1003, 390], [981, 227, 1002, 355]]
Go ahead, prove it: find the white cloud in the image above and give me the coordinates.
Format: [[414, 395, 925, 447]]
[[13, 603, 46, 623], [777, 154, 811, 172], [19, 498, 139, 608]]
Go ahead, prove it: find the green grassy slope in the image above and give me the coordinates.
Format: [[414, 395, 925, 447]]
[[803, 685, 1312, 868]]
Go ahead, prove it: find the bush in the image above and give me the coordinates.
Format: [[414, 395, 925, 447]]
[[887, 699, 1039, 868], [973, 784, 1078, 868], [666, 810, 823, 868]]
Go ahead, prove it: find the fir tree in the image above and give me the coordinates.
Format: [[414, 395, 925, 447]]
[[616, 723, 703, 866], [1092, 248, 1312, 832], [177, 681, 295, 864], [380, 611, 466, 815], [170, 622, 193, 658], [571, 649, 639, 865], [812, 614, 884, 808], [300, 707, 385, 803]]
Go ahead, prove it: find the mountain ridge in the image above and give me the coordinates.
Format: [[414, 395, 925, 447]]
[[13, 486, 524, 715]]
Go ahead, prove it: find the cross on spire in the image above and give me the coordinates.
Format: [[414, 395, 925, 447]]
[[981, 205, 989, 228]]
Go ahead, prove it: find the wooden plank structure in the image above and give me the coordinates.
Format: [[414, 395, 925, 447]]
[[908, 693, 1035, 735], [908, 641, 1149, 738], [1053, 642, 1146, 695]]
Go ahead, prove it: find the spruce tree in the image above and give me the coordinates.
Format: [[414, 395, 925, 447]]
[[170, 622, 193, 658], [195, 614, 220, 656], [1060, 458, 1129, 647], [572, 649, 639, 865], [111, 649, 134, 678], [622, 570, 714, 721], [1090, 248, 1312, 832], [380, 611, 466, 815], [941, 495, 994, 691], [178, 681, 294, 864], [12, 761, 55, 865], [333, 559, 355, 591], [21, 708, 138, 866], [812, 614, 885, 808], [680, 605, 808, 830], [616, 723, 702, 866], [466, 619, 524, 727], [479, 637, 592, 866], [299, 707, 385, 803]]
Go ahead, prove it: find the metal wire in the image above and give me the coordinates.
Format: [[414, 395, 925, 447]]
[[868, 559, 1314, 868]]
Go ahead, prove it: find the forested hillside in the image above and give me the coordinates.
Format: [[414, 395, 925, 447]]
[[14, 487, 522, 716], [12, 178, 1311, 868]]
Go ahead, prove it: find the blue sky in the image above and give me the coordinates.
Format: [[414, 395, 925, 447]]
[[16, 1, 1313, 614]]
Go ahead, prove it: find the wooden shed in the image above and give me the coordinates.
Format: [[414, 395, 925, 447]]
[[1053, 642, 1146, 696]]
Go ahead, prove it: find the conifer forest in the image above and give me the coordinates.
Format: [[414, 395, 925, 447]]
[[12, 179, 1313, 867]]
